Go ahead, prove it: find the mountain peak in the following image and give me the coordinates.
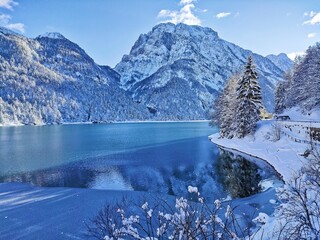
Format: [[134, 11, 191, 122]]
[[115, 23, 284, 115], [151, 22, 218, 38], [266, 53, 293, 72], [37, 32, 66, 40], [267, 53, 290, 59]]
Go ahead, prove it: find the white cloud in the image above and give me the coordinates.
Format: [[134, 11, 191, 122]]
[[0, 13, 10, 23], [0, 0, 17, 10], [216, 12, 231, 19], [303, 11, 320, 25], [5, 22, 24, 32], [158, 1, 201, 26], [304, 11, 316, 18], [179, 0, 194, 5], [0, 13, 25, 33], [287, 52, 305, 61], [308, 32, 316, 38]]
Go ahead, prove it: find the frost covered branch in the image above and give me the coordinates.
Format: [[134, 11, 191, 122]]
[[87, 187, 253, 239]]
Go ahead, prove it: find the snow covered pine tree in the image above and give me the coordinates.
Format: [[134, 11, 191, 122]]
[[233, 56, 262, 138]]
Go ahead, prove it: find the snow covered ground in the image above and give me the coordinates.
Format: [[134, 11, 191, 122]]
[[0, 181, 281, 239], [209, 119, 319, 182], [0, 183, 171, 239]]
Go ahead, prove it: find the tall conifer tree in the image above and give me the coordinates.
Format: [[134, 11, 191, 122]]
[[233, 56, 262, 138]]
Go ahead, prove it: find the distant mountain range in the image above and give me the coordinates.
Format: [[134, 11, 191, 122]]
[[0, 23, 293, 124]]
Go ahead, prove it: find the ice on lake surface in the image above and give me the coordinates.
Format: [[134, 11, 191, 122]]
[[0, 122, 281, 201]]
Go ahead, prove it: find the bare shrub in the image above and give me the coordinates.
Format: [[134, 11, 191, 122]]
[[86, 187, 255, 239], [275, 145, 320, 239]]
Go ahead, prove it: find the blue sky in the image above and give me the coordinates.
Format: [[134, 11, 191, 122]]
[[0, 0, 319, 67]]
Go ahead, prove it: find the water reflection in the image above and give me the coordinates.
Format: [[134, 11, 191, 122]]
[[215, 150, 263, 198], [0, 140, 279, 201]]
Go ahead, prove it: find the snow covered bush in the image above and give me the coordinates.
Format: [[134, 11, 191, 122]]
[[87, 187, 253, 239]]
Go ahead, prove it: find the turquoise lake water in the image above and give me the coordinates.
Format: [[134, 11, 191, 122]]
[[0, 122, 279, 201]]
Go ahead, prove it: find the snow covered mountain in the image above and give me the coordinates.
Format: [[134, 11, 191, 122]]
[[115, 23, 285, 119], [0, 23, 289, 124], [0, 27, 150, 125], [266, 53, 293, 72]]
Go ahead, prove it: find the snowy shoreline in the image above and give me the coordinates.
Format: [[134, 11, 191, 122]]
[[210, 140, 285, 181], [209, 120, 312, 182]]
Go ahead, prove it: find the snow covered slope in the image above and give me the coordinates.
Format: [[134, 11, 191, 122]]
[[266, 53, 293, 72], [115, 23, 285, 119], [0, 28, 150, 125]]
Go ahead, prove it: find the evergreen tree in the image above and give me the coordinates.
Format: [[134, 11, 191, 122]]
[[233, 56, 262, 138], [211, 74, 238, 138], [274, 82, 286, 114], [286, 43, 320, 111], [274, 71, 292, 114]]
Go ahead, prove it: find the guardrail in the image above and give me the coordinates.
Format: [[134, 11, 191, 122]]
[[280, 122, 320, 147]]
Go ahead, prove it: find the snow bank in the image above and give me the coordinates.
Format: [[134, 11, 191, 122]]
[[209, 120, 310, 182]]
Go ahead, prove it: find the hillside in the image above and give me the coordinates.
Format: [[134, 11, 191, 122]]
[[0, 28, 150, 125]]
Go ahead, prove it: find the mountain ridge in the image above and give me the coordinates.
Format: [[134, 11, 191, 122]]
[[115, 23, 286, 119]]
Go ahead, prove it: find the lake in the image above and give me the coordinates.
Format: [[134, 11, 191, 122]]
[[0, 122, 280, 201]]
